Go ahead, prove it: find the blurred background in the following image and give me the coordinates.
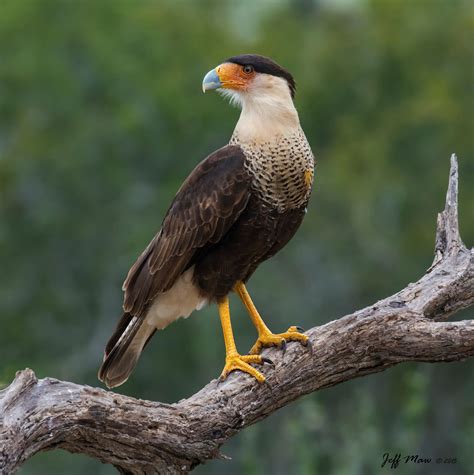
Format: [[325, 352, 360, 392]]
[[1, 0, 473, 474]]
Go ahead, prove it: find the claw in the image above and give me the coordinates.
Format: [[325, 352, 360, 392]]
[[261, 357, 274, 366], [249, 327, 309, 355], [295, 326, 305, 333], [219, 353, 266, 383]]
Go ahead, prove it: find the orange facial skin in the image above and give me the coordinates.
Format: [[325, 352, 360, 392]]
[[215, 63, 256, 91]]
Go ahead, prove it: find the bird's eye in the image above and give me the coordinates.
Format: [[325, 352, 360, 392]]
[[243, 65, 254, 74]]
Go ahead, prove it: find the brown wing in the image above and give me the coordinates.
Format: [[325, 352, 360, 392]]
[[122, 144, 250, 317]]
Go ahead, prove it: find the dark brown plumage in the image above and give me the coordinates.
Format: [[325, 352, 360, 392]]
[[99, 145, 251, 385], [122, 145, 250, 314]]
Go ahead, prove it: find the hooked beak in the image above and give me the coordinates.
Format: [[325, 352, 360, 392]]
[[202, 68, 222, 93]]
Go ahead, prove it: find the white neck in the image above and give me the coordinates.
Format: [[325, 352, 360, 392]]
[[225, 75, 300, 143]]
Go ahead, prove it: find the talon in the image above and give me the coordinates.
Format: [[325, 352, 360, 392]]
[[219, 353, 266, 383], [261, 357, 274, 366], [217, 297, 266, 384], [249, 327, 309, 354], [295, 326, 305, 333]]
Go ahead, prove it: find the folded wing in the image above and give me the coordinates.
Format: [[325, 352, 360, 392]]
[[99, 145, 251, 387]]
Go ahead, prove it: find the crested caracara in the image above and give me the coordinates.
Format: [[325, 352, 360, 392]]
[[99, 54, 315, 388]]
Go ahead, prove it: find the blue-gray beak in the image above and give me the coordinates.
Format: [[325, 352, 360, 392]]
[[202, 68, 222, 92]]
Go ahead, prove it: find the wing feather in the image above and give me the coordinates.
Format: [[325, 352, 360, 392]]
[[122, 145, 250, 316]]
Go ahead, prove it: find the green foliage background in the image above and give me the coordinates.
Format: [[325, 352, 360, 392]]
[[0, 0, 473, 474]]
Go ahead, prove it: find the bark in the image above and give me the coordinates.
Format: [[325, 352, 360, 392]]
[[1, 155, 473, 474]]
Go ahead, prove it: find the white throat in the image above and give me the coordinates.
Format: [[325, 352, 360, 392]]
[[224, 74, 300, 143]]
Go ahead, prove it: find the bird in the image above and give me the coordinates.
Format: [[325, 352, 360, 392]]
[[98, 54, 315, 388]]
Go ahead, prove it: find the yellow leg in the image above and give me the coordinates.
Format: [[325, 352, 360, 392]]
[[235, 282, 309, 355], [218, 297, 266, 383]]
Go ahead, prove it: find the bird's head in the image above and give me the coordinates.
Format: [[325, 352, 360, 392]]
[[202, 54, 298, 139], [203, 54, 296, 106]]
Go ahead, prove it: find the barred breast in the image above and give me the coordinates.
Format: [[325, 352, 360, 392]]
[[230, 128, 315, 212]]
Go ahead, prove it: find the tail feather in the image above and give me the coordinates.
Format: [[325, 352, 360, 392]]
[[98, 312, 155, 389]]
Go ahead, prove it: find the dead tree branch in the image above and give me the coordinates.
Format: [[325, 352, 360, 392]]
[[1, 155, 473, 474]]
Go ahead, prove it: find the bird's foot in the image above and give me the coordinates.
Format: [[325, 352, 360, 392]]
[[219, 353, 272, 383], [249, 325, 309, 355]]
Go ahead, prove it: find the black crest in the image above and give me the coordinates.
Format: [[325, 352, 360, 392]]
[[225, 54, 296, 98]]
